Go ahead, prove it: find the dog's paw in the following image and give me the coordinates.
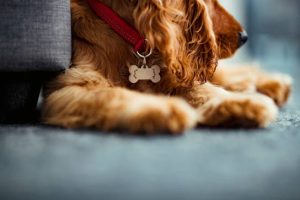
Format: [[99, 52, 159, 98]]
[[256, 73, 292, 107], [197, 93, 278, 128], [120, 96, 198, 134]]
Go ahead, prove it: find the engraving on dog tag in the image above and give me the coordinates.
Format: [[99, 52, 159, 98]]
[[129, 48, 161, 84], [129, 64, 161, 83]]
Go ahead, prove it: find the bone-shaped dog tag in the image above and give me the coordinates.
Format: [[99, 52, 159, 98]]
[[129, 47, 161, 84], [129, 64, 161, 83]]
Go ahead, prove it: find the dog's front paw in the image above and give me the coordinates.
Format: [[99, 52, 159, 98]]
[[257, 73, 292, 107], [121, 96, 198, 134], [197, 93, 278, 128]]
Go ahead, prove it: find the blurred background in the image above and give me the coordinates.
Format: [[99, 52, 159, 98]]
[[219, 0, 300, 72]]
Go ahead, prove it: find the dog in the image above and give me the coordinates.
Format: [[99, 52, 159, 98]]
[[42, 0, 292, 134]]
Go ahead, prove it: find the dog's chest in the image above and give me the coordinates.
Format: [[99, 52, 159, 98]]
[[128, 81, 157, 93]]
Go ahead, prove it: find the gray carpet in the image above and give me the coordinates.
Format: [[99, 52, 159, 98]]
[[0, 65, 299, 200]]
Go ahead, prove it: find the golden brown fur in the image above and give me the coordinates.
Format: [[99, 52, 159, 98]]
[[42, 0, 292, 134]]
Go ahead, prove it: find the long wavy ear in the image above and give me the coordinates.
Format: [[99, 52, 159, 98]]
[[133, 0, 195, 87], [133, 0, 182, 57], [184, 0, 218, 84], [133, 0, 218, 87]]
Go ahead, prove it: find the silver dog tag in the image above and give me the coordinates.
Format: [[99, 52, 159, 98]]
[[129, 48, 161, 84], [129, 64, 161, 83]]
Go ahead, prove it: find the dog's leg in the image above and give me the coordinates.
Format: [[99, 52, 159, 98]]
[[256, 72, 292, 107], [211, 66, 292, 107], [42, 69, 197, 134], [178, 82, 278, 128]]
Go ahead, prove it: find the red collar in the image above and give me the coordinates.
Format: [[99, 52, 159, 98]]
[[86, 0, 146, 52]]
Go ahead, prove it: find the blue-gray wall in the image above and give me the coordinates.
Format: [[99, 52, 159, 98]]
[[246, 0, 300, 66]]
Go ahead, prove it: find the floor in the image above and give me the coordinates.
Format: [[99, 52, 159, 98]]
[[0, 64, 299, 200]]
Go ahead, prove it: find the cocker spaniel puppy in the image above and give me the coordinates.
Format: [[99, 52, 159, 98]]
[[42, 0, 292, 133]]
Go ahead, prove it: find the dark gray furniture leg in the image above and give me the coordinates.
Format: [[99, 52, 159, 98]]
[[0, 73, 42, 123]]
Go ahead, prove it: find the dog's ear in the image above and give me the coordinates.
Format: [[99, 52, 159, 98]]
[[133, 1, 182, 55], [184, 0, 218, 84], [133, 0, 218, 87], [133, 0, 194, 87]]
